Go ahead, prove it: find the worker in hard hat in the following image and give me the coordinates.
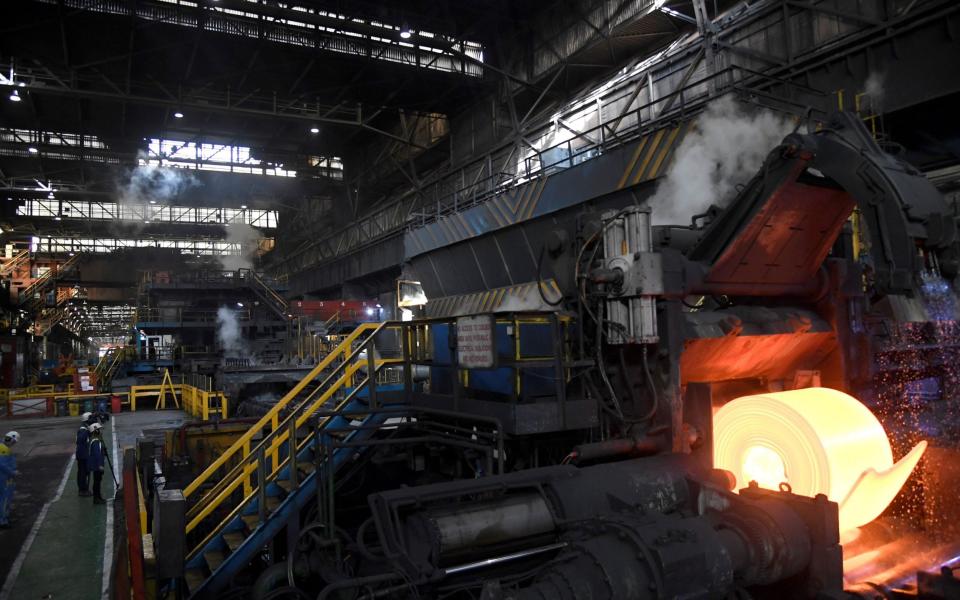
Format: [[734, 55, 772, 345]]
[[87, 423, 107, 505], [76, 412, 92, 497], [0, 431, 20, 528]]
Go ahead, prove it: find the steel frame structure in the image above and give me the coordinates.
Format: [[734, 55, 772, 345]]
[[3, 0, 487, 150], [273, 0, 957, 285], [0, 128, 344, 181], [28, 0, 484, 77], [16, 199, 279, 228], [30, 236, 250, 255]]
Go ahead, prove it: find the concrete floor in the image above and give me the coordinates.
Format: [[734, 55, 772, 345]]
[[0, 410, 186, 600]]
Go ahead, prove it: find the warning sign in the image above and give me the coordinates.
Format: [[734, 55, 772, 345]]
[[456, 315, 495, 369]]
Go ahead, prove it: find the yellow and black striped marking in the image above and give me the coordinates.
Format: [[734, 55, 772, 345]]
[[616, 121, 690, 190]]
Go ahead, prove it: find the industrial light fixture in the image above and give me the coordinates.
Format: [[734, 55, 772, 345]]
[[173, 111, 184, 119], [237, 302, 244, 307], [47, 191, 54, 199], [309, 127, 319, 134], [28, 146, 38, 154], [149, 200, 157, 205], [399, 22, 413, 39], [8, 90, 21, 102], [54, 216, 62, 221], [240, 204, 247, 209]]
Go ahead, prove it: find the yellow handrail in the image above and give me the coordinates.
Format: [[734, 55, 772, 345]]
[[127, 382, 228, 418], [182, 322, 384, 499], [184, 357, 397, 542]]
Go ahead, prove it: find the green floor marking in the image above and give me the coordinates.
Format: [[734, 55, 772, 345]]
[[10, 423, 116, 600]]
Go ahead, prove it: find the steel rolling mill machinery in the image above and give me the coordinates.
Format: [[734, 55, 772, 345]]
[[143, 112, 960, 600]]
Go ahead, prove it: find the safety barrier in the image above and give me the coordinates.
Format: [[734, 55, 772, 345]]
[[128, 382, 228, 420], [1, 378, 227, 420], [2, 389, 111, 419]]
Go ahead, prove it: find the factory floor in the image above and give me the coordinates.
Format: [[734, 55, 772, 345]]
[[0, 410, 186, 600]]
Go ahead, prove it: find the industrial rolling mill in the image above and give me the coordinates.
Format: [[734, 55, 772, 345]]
[[158, 112, 960, 599]]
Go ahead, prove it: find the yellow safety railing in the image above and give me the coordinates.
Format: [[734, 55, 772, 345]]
[[127, 382, 228, 420], [104, 350, 124, 383], [181, 386, 229, 421], [182, 322, 393, 549], [94, 350, 112, 375], [4, 388, 114, 418], [181, 322, 382, 500], [93, 347, 132, 391], [185, 348, 400, 560], [5, 384, 56, 401]]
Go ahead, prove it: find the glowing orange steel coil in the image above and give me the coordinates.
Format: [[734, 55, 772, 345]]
[[713, 387, 926, 532]]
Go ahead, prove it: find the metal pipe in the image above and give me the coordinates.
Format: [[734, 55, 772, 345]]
[[421, 494, 556, 555], [570, 435, 663, 464], [443, 542, 568, 576]]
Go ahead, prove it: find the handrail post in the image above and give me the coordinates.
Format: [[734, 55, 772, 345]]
[[243, 440, 253, 497], [314, 425, 325, 533], [401, 324, 412, 405], [366, 337, 378, 409], [288, 416, 298, 488], [257, 447, 267, 525]]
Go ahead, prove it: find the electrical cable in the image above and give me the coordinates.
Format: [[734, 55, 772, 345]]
[[356, 516, 385, 561], [592, 303, 624, 420], [637, 345, 659, 422], [263, 586, 312, 600], [536, 246, 564, 306]]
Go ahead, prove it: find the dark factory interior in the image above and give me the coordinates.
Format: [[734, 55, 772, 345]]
[[0, 0, 960, 598]]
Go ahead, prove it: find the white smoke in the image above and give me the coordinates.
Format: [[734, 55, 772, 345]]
[[216, 306, 246, 357], [119, 159, 200, 205], [647, 96, 793, 225], [863, 71, 885, 112], [218, 223, 263, 271]]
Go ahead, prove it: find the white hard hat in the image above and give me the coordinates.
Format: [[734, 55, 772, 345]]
[[88, 422, 103, 433], [4, 431, 19, 445], [81, 412, 93, 422]]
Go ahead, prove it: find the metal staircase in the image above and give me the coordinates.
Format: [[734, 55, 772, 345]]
[[94, 347, 129, 392], [19, 253, 83, 312], [30, 306, 67, 336], [180, 322, 401, 597], [247, 270, 289, 319], [30, 288, 79, 336], [0, 249, 30, 278]]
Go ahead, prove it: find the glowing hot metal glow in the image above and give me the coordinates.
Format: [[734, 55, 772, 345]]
[[714, 387, 926, 532], [742, 445, 787, 490]]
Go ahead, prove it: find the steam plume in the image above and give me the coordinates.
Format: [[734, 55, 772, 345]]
[[647, 96, 793, 225], [119, 159, 200, 205], [218, 223, 263, 271], [216, 306, 246, 358], [863, 71, 885, 112]]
